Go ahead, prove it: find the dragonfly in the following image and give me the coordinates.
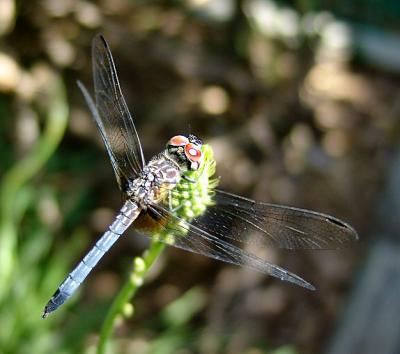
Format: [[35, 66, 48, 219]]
[[42, 35, 358, 318]]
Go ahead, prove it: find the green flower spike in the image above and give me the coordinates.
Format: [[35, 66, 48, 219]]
[[153, 144, 219, 244]]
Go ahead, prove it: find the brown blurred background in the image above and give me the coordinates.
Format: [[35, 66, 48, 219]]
[[1, 1, 400, 354]]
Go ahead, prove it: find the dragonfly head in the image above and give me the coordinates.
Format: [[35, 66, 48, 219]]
[[166, 134, 203, 171]]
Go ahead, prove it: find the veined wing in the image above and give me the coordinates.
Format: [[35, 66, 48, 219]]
[[146, 203, 316, 290], [137, 189, 357, 289], [84, 34, 145, 189], [186, 189, 358, 250]]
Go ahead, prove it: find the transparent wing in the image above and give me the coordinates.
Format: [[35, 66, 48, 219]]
[[77, 81, 126, 188], [89, 34, 145, 188], [189, 189, 359, 250], [145, 203, 316, 290], [134, 189, 357, 289]]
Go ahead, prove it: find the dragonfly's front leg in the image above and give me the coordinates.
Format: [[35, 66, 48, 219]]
[[182, 174, 196, 183], [168, 190, 184, 213]]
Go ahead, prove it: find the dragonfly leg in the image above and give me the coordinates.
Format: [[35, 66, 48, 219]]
[[182, 174, 196, 183], [168, 190, 173, 210], [168, 190, 184, 213]]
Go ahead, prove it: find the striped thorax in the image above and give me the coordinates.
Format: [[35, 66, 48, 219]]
[[127, 152, 182, 207]]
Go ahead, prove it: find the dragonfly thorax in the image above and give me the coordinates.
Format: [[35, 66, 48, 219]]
[[127, 154, 182, 208]]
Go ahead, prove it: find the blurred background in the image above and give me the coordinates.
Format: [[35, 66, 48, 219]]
[[1, 0, 400, 353]]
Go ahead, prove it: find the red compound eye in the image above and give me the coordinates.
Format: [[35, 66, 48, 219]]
[[184, 143, 202, 162], [169, 135, 189, 146]]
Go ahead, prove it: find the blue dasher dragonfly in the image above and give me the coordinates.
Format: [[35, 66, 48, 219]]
[[42, 35, 358, 318]]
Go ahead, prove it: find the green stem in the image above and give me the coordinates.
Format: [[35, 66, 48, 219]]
[[97, 240, 165, 354]]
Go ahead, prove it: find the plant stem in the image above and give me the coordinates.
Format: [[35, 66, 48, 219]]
[[97, 240, 165, 354]]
